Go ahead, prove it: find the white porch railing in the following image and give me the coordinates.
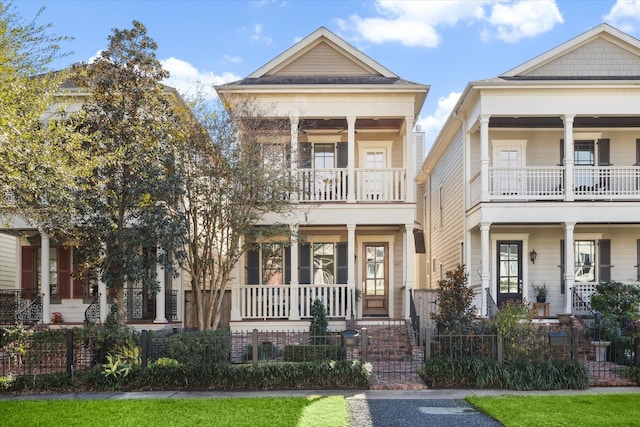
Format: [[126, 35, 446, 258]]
[[295, 168, 406, 202], [574, 166, 640, 199], [489, 167, 564, 199], [238, 284, 350, 319]]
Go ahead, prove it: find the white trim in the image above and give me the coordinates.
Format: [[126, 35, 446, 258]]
[[358, 140, 392, 168], [356, 234, 395, 317]]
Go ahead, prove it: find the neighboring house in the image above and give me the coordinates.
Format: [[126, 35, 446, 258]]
[[216, 27, 429, 331], [418, 23, 640, 319], [0, 79, 186, 329]]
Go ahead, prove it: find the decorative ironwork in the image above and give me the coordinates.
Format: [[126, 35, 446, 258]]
[[408, 289, 421, 345], [486, 288, 499, 318], [16, 293, 43, 324], [165, 290, 178, 321], [84, 295, 100, 324]]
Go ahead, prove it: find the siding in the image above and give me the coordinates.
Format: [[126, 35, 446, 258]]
[[274, 42, 372, 76], [0, 234, 17, 289]]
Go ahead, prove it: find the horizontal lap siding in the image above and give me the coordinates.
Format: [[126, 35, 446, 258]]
[[0, 234, 16, 289]]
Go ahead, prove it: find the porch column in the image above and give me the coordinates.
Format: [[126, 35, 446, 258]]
[[290, 115, 299, 202], [404, 223, 415, 319], [98, 275, 108, 323], [480, 115, 490, 202], [154, 258, 167, 323], [405, 116, 415, 203], [230, 238, 242, 321], [347, 224, 356, 319], [39, 229, 51, 325], [563, 115, 575, 202], [564, 222, 576, 313], [347, 116, 356, 202], [289, 224, 300, 320], [480, 221, 491, 317]]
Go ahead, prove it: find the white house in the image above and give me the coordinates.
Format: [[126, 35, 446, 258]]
[[418, 23, 640, 319], [216, 27, 429, 331]]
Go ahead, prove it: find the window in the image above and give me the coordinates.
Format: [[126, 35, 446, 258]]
[[574, 140, 595, 166], [262, 243, 284, 285], [574, 240, 595, 282], [313, 243, 335, 284], [314, 144, 335, 169], [36, 249, 58, 300]]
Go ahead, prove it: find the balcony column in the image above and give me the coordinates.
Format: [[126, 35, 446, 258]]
[[563, 115, 575, 202], [98, 275, 108, 323], [480, 221, 491, 317], [289, 224, 300, 320], [404, 223, 415, 320], [290, 115, 299, 202], [230, 237, 242, 321], [347, 116, 356, 202], [39, 228, 51, 324], [347, 224, 356, 319], [564, 222, 576, 313], [405, 116, 415, 203], [154, 253, 167, 323], [480, 115, 490, 202]]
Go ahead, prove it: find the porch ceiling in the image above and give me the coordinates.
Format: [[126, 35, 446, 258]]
[[489, 116, 640, 128]]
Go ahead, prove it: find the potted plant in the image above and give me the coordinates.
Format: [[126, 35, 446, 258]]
[[533, 284, 547, 303]]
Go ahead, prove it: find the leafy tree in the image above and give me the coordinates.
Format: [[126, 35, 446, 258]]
[[173, 94, 297, 330], [71, 21, 185, 324], [432, 264, 475, 333], [0, 3, 84, 233], [310, 299, 329, 345]]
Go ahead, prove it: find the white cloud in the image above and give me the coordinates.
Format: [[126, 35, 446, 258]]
[[338, 0, 562, 47], [223, 55, 242, 64], [604, 0, 640, 32], [161, 57, 241, 101], [251, 24, 273, 46], [87, 50, 103, 64], [418, 92, 462, 152], [486, 0, 564, 43]]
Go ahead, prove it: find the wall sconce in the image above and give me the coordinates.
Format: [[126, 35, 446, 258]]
[[529, 249, 537, 264]]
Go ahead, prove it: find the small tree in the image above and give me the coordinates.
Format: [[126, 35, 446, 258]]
[[310, 299, 329, 345], [432, 264, 475, 333]]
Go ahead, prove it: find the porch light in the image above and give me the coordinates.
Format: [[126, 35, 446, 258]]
[[529, 249, 537, 264]]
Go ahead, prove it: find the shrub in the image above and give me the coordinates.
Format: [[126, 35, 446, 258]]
[[160, 329, 231, 366], [490, 300, 537, 361], [432, 264, 475, 334], [246, 341, 281, 361], [421, 356, 501, 388], [283, 344, 341, 362], [310, 300, 329, 344]]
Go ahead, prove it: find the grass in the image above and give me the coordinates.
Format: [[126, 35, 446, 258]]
[[0, 396, 347, 427], [467, 393, 640, 427]]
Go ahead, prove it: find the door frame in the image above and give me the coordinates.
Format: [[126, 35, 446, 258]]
[[490, 233, 530, 307], [357, 235, 394, 318]]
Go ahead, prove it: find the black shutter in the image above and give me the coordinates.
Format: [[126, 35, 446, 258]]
[[597, 139, 610, 166], [560, 139, 564, 166], [636, 139, 640, 166], [285, 245, 291, 285], [599, 239, 611, 282], [299, 243, 311, 284], [560, 239, 565, 294], [246, 244, 260, 285], [637, 240, 640, 281], [336, 243, 348, 284], [298, 142, 312, 169], [336, 142, 348, 168]]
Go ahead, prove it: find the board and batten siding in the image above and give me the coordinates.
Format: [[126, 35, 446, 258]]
[[428, 130, 465, 288], [0, 234, 17, 289]]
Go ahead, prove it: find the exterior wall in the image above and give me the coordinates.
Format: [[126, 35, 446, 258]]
[[0, 234, 17, 289], [428, 130, 465, 288], [275, 43, 372, 76]]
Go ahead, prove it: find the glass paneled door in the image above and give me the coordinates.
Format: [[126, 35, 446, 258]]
[[497, 241, 522, 307], [362, 243, 388, 316]]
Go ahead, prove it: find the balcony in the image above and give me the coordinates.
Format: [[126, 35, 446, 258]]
[[295, 168, 406, 202], [470, 166, 640, 202]]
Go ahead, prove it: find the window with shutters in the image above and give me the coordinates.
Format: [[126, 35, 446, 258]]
[[574, 240, 595, 283]]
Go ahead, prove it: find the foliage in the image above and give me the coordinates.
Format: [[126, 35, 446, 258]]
[[247, 341, 281, 361], [70, 20, 186, 324], [421, 356, 589, 390], [310, 300, 329, 344], [172, 94, 298, 330], [94, 313, 140, 364], [590, 281, 640, 326], [159, 329, 231, 366], [152, 357, 179, 367], [532, 283, 547, 297], [432, 264, 475, 333], [102, 340, 141, 383], [283, 345, 341, 362], [490, 300, 537, 361], [0, 324, 33, 364]]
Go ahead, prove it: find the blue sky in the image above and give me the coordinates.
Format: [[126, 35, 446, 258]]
[[11, 0, 640, 149]]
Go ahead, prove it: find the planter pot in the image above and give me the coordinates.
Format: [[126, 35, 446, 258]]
[[591, 341, 611, 362], [557, 313, 572, 325], [536, 296, 546, 303]]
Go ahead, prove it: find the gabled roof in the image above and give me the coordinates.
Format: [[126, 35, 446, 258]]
[[501, 23, 640, 79]]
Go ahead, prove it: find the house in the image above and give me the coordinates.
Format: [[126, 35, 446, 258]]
[[0, 78, 186, 330], [215, 27, 429, 331], [417, 23, 640, 319]]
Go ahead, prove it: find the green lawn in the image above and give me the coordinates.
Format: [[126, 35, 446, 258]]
[[467, 393, 640, 427], [0, 396, 346, 427]]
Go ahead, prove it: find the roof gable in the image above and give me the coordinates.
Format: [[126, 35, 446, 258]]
[[502, 23, 640, 78], [249, 27, 397, 78]]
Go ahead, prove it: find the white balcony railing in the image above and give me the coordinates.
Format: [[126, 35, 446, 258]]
[[238, 284, 350, 320], [486, 166, 640, 201], [295, 168, 405, 202]]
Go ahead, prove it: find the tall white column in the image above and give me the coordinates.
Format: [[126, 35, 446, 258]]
[[290, 115, 299, 203], [98, 276, 108, 323], [564, 222, 576, 313], [563, 115, 575, 202], [39, 229, 51, 324], [230, 237, 242, 321], [480, 115, 490, 202], [405, 116, 415, 203], [154, 255, 167, 323], [404, 223, 415, 319], [289, 224, 300, 320], [347, 116, 356, 203], [480, 222, 491, 317], [347, 224, 356, 320]]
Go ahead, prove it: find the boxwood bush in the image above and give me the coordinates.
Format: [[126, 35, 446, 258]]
[[283, 344, 341, 362], [159, 330, 231, 366]]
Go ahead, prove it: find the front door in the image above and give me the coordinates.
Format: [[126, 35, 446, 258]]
[[362, 243, 388, 317], [497, 241, 523, 307]]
